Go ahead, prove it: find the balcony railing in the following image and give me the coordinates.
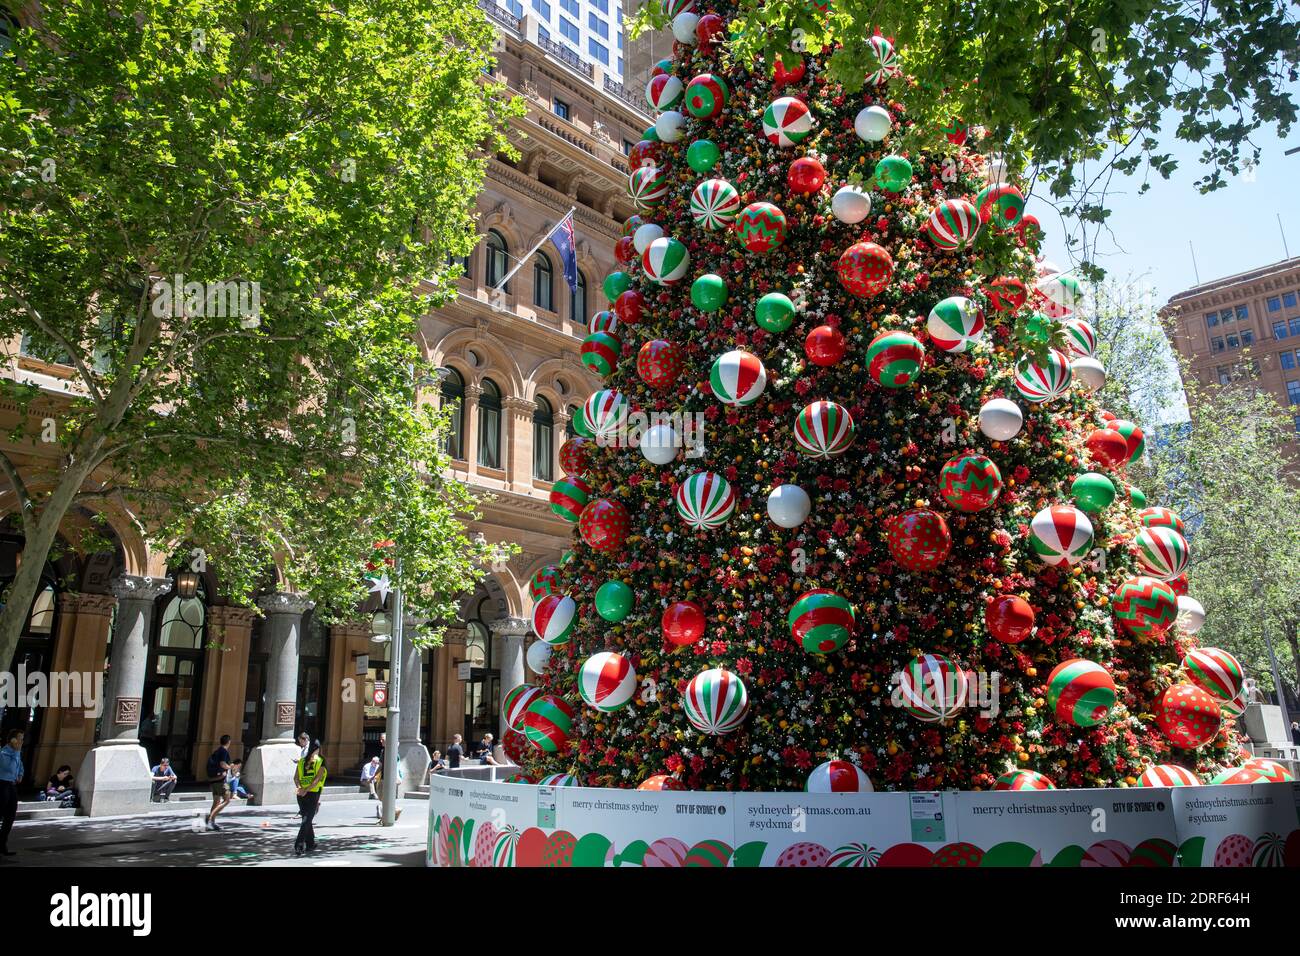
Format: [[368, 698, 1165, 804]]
[[478, 0, 521, 32], [603, 75, 649, 119], [538, 33, 594, 79]]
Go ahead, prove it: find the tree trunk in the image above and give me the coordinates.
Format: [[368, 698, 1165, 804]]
[[1287, 619, 1300, 707]]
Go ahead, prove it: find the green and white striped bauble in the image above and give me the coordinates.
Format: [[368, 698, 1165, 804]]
[[690, 178, 741, 230], [926, 296, 985, 353], [683, 667, 749, 734], [581, 389, 629, 442], [641, 236, 690, 285], [674, 470, 736, 530], [708, 349, 767, 406]]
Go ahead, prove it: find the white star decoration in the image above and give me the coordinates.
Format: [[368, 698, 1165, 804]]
[[367, 573, 393, 603]]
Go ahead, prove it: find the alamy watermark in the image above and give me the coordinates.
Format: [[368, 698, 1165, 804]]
[[889, 668, 1002, 719], [151, 273, 261, 328], [0, 665, 103, 718]]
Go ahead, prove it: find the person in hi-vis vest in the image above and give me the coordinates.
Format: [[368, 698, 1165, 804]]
[[293, 740, 328, 856]]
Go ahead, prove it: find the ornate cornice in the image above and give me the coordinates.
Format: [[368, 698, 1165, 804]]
[[208, 605, 257, 629], [256, 592, 315, 616], [488, 159, 624, 239], [57, 592, 118, 617], [503, 396, 538, 415], [488, 615, 531, 637], [110, 574, 173, 602]]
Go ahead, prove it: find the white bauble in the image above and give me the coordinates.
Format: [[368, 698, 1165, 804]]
[[1035, 258, 1062, 278], [633, 223, 665, 255], [526, 640, 553, 675], [831, 185, 872, 225], [986, 153, 1009, 184], [671, 11, 699, 44], [766, 484, 811, 528], [1176, 595, 1206, 634], [853, 105, 892, 143], [655, 109, 687, 143], [640, 423, 679, 465], [978, 398, 1024, 441], [1071, 356, 1107, 392]]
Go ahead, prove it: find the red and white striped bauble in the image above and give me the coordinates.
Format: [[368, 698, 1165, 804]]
[[683, 667, 749, 734], [578, 652, 638, 712], [1014, 349, 1073, 403], [708, 349, 768, 406], [674, 471, 736, 530], [1029, 504, 1094, 566], [531, 593, 577, 645], [501, 684, 544, 732], [1063, 318, 1096, 357], [924, 198, 982, 251], [1181, 647, 1245, 701], [806, 759, 873, 793], [1136, 764, 1201, 787], [1135, 526, 1190, 581]]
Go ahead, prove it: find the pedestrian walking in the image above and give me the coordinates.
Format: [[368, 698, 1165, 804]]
[[0, 729, 23, 858], [204, 734, 234, 831], [294, 739, 327, 856]]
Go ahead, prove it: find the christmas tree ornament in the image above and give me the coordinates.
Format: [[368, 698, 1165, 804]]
[[938, 454, 1002, 512], [1017, 214, 1043, 244], [826, 843, 882, 866], [977, 398, 1023, 440], [761, 96, 815, 146], [771, 53, 806, 86], [595, 580, 635, 622], [1166, 572, 1188, 597], [1137, 764, 1201, 787], [1220, 692, 1248, 718], [639, 423, 680, 465], [755, 291, 796, 331], [578, 498, 631, 552], [831, 184, 872, 224], [628, 139, 659, 170], [1136, 526, 1190, 581], [806, 760, 873, 792], [632, 222, 665, 254], [580, 331, 621, 377], [1155, 683, 1222, 749], [837, 241, 894, 297], [974, 183, 1025, 229], [788, 588, 855, 653], [690, 178, 741, 230], [655, 109, 687, 142], [533, 593, 577, 645], [671, 10, 700, 43], [537, 773, 579, 787], [734, 201, 788, 253], [866, 330, 924, 387], [1070, 472, 1116, 513], [526, 639, 552, 675], [642, 236, 690, 284], [1106, 419, 1146, 466], [615, 288, 646, 324], [588, 310, 618, 336], [995, 770, 1055, 791], [1063, 318, 1097, 357], [794, 400, 856, 457], [1139, 506, 1185, 535], [1181, 648, 1244, 701], [1129, 486, 1148, 508], [603, 271, 631, 301], [686, 138, 720, 173], [887, 508, 952, 572], [662, 0, 695, 17], [1035, 272, 1082, 311], [1071, 356, 1106, 392], [695, 11, 724, 47], [646, 72, 684, 111], [621, 215, 646, 238], [637, 338, 684, 390], [639, 774, 686, 791], [690, 272, 729, 311], [684, 668, 750, 734], [804, 325, 846, 366], [900, 653, 967, 722], [1243, 758, 1296, 783], [1085, 427, 1129, 470], [641, 124, 660, 143], [1112, 576, 1178, 639], [943, 119, 969, 146], [926, 296, 985, 352], [985, 595, 1034, 644], [766, 483, 811, 528], [522, 695, 575, 753], [1020, 310, 1054, 346], [873, 155, 913, 192], [549, 474, 592, 522], [582, 389, 629, 441], [684, 72, 729, 119], [1029, 505, 1094, 566], [854, 105, 892, 142], [662, 600, 705, 646], [787, 156, 827, 194], [675, 471, 736, 530], [1046, 659, 1116, 727], [925, 198, 982, 250], [709, 349, 768, 406], [628, 165, 669, 208], [529, 564, 563, 600], [1176, 595, 1206, 634], [502, 684, 544, 732], [1014, 349, 1073, 402], [986, 276, 1027, 312], [614, 235, 637, 264], [579, 652, 638, 712], [866, 34, 898, 84]]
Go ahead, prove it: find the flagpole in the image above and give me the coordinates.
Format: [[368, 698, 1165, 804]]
[[492, 207, 576, 293]]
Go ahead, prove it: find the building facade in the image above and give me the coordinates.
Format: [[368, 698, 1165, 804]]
[[0, 2, 645, 808], [1165, 256, 1300, 463]]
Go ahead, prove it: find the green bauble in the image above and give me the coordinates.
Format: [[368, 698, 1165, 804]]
[[642, 124, 660, 143], [1129, 486, 1147, 508], [687, 138, 721, 173], [603, 271, 631, 301], [595, 580, 634, 622], [1021, 311, 1054, 346], [755, 292, 796, 332], [873, 155, 912, 192], [1071, 472, 1116, 513], [691, 273, 728, 311]]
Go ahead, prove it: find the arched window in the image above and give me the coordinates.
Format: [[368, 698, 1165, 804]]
[[485, 230, 509, 290], [533, 397, 554, 481], [158, 583, 207, 650], [440, 367, 465, 460], [478, 378, 502, 470], [570, 270, 588, 325], [533, 253, 554, 312]]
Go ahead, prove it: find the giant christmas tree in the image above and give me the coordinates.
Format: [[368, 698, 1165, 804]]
[[505, 0, 1277, 794]]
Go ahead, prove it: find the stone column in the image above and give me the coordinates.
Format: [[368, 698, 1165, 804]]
[[503, 396, 537, 491], [491, 616, 530, 750], [463, 382, 482, 476], [397, 617, 430, 790], [242, 592, 313, 806], [77, 574, 172, 817]]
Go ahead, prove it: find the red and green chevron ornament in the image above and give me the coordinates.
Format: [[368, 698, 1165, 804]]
[[924, 197, 982, 251], [637, 338, 684, 390], [866, 330, 925, 388], [1046, 658, 1116, 728], [1155, 683, 1222, 748], [1135, 526, 1190, 581], [734, 201, 788, 253], [995, 770, 1056, 791], [690, 178, 741, 230], [938, 454, 1003, 512], [975, 183, 1025, 229], [1112, 575, 1178, 639], [549, 475, 591, 522], [794, 400, 855, 457], [1137, 764, 1201, 787], [684, 72, 729, 119], [1181, 647, 1244, 701], [521, 694, 575, 753], [787, 588, 855, 653], [580, 331, 621, 377], [1139, 506, 1185, 535], [675, 470, 736, 530], [684, 667, 750, 734], [529, 564, 563, 600]]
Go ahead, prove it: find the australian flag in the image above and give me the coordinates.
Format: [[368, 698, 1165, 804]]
[[549, 211, 578, 293]]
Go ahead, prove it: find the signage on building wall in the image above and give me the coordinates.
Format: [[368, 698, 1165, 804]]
[[457, 662, 473, 681], [373, 682, 388, 707], [276, 702, 296, 726], [115, 697, 141, 725], [355, 654, 369, 675]]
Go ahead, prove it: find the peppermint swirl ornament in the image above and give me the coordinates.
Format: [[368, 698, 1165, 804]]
[[674, 471, 736, 531], [628, 165, 669, 209], [683, 668, 750, 734], [1014, 349, 1073, 402], [794, 400, 855, 457], [1135, 526, 1190, 581], [690, 178, 741, 230], [1063, 318, 1097, 357], [581, 389, 629, 442]]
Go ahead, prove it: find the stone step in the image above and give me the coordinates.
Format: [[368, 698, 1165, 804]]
[[16, 802, 77, 821]]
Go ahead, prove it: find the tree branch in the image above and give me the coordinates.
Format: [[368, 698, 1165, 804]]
[[0, 449, 37, 537], [0, 280, 107, 407]]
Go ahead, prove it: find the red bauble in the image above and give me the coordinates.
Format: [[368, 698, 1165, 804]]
[[1086, 428, 1129, 470], [615, 288, 646, 324], [837, 241, 894, 298], [637, 338, 684, 389], [986, 276, 1027, 312], [804, 325, 846, 366], [787, 157, 826, 194], [502, 729, 529, 765], [986, 595, 1035, 644], [638, 774, 686, 791], [772, 55, 806, 87], [628, 139, 659, 169], [614, 235, 637, 265], [578, 498, 630, 553], [886, 508, 952, 572], [695, 12, 724, 47], [662, 600, 705, 646], [1167, 572, 1189, 597], [558, 437, 591, 475], [1155, 683, 1222, 749]]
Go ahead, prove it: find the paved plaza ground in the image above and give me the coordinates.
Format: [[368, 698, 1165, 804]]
[[2, 798, 430, 867]]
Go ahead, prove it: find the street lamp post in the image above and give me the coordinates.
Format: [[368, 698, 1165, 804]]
[[381, 558, 404, 827]]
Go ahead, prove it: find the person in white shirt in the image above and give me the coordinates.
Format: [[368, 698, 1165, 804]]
[[360, 756, 383, 799]]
